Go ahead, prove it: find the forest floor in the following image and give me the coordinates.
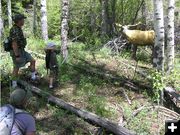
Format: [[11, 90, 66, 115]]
[[1, 39, 180, 135]]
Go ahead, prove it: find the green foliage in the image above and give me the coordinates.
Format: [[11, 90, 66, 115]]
[[150, 70, 165, 102], [47, 0, 61, 39]]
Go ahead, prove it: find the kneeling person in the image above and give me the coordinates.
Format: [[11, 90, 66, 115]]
[[0, 88, 37, 135]]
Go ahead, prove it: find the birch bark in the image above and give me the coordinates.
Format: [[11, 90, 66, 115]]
[[167, 0, 175, 73], [153, 0, 165, 71], [41, 0, 48, 40], [7, 0, 12, 28], [61, 0, 69, 61]]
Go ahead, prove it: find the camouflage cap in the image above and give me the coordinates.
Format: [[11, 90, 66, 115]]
[[12, 14, 27, 22], [10, 88, 32, 106]]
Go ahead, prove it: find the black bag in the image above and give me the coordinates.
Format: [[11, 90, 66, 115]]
[[3, 37, 12, 52]]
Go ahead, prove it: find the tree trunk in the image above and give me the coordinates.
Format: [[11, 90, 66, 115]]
[[101, 0, 108, 36], [7, 0, 12, 28], [167, 0, 175, 73], [33, 0, 37, 36], [121, 0, 124, 25], [141, 0, 147, 27], [18, 80, 135, 135], [153, 0, 165, 71], [90, 0, 96, 32], [0, 0, 3, 39], [40, 0, 48, 41], [109, 0, 116, 35], [132, 0, 144, 25], [61, 0, 69, 62]]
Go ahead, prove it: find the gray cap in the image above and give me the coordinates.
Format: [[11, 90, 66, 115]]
[[13, 14, 26, 22], [45, 42, 56, 50]]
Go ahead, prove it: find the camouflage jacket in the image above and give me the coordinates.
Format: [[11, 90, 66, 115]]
[[9, 25, 27, 48]]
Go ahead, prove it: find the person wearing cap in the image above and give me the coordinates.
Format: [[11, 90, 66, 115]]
[[9, 14, 37, 88], [45, 42, 59, 89], [10, 88, 37, 135]]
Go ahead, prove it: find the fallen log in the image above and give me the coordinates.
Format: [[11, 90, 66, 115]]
[[164, 87, 180, 102], [117, 61, 180, 103], [17, 80, 135, 135]]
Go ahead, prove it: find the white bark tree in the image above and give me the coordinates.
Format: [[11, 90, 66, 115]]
[[7, 0, 12, 28], [167, 0, 175, 73], [61, 0, 69, 62], [41, 0, 48, 40], [33, 0, 37, 36], [0, 0, 3, 39], [153, 0, 165, 71]]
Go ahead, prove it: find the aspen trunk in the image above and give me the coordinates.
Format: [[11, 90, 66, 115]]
[[0, 0, 3, 39], [167, 0, 175, 73], [33, 0, 37, 36], [153, 0, 165, 71], [7, 0, 12, 28], [41, 0, 48, 41], [61, 0, 69, 61]]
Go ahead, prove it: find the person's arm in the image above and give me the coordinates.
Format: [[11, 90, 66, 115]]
[[25, 115, 36, 135], [12, 40, 20, 57], [26, 132, 36, 135]]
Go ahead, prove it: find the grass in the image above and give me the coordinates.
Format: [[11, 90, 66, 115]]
[[1, 38, 180, 134]]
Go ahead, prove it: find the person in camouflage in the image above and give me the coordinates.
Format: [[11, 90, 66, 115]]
[[9, 14, 37, 88]]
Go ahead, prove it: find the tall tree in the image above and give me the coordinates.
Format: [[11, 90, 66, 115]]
[[0, 0, 3, 39], [141, 0, 147, 26], [167, 0, 175, 73], [108, 0, 116, 35], [7, 0, 12, 28], [153, 0, 165, 71], [41, 0, 48, 40], [61, 0, 69, 62], [101, 0, 108, 36], [90, 0, 96, 32], [33, 0, 37, 36]]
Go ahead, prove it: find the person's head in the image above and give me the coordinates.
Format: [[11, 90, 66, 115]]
[[10, 88, 38, 111], [45, 42, 56, 52], [13, 14, 26, 27]]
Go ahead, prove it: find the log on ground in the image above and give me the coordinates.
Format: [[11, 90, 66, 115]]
[[17, 80, 135, 135]]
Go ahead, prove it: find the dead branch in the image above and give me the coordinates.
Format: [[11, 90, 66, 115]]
[[122, 89, 132, 105]]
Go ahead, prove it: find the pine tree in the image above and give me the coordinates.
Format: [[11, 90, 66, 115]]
[[153, 0, 165, 71], [41, 0, 48, 40], [7, 0, 12, 28], [61, 0, 69, 62], [167, 0, 175, 73]]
